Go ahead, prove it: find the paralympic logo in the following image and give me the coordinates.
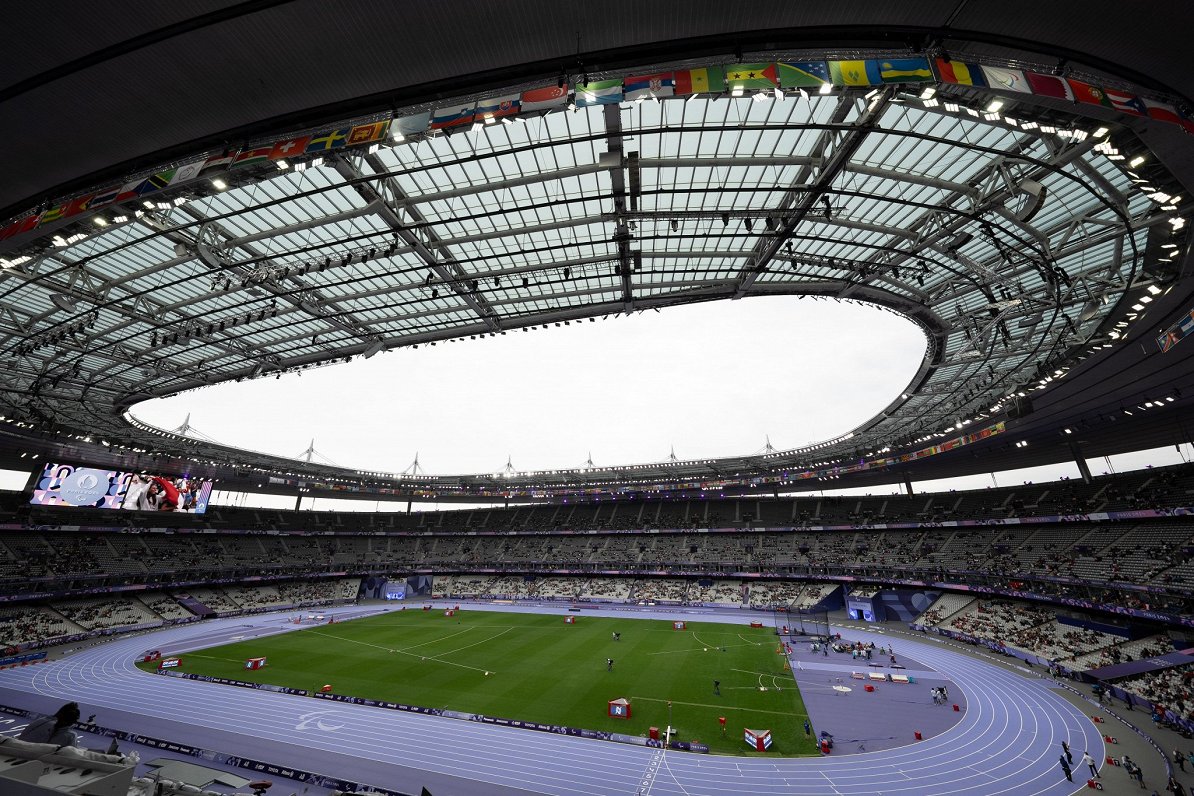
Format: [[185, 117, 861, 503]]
[[295, 709, 345, 732]]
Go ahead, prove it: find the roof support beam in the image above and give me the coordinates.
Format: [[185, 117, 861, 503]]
[[735, 89, 893, 297], [601, 103, 636, 312], [336, 153, 501, 333]]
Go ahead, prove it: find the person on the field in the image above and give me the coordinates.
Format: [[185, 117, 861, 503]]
[[606, 658, 613, 671]]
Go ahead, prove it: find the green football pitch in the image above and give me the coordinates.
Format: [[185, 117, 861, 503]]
[[141, 608, 817, 756]]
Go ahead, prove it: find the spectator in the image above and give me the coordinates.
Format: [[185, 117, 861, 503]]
[[19, 702, 81, 747]]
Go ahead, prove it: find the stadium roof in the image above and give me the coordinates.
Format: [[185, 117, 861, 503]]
[[0, 4, 1192, 500]]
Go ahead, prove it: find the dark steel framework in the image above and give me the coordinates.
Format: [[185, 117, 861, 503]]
[[0, 51, 1187, 498]]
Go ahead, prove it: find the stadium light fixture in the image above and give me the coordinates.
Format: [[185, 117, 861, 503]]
[[818, 82, 831, 95], [1129, 155, 1146, 167], [211, 178, 227, 190]]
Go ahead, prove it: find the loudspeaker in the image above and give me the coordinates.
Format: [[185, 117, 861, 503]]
[[1007, 396, 1034, 419]]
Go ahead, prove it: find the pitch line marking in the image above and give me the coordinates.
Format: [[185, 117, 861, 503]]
[[306, 629, 492, 674], [737, 633, 763, 646], [396, 627, 474, 652], [426, 627, 513, 661], [178, 652, 246, 664], [307, 629, 395, 654], [628, 695, 807, 718], [647, 642, 757, 656]]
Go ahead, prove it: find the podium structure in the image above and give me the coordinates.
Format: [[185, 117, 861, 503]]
[[744, 728, 772, 751], [245, 657, 266, 670], [607, 698, 631, 719]]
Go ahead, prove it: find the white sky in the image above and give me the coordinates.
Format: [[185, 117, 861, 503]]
[[5, 293, 1183, 510], [131, 296, 926, 476]]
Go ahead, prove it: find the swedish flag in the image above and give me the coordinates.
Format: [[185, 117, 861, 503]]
[[306, 129, 348, 152]]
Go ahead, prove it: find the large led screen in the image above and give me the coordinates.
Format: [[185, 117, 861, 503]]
[[29, 463, 213, 514]]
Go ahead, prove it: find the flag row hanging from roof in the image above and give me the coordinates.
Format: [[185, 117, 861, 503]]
[[4, 56, 1191, 245]]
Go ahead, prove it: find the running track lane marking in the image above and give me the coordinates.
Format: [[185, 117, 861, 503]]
[[640, 746, 665, 795]]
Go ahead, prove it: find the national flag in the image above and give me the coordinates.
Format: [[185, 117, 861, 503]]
[[1180, 109, 1194, 135], [168, 158, 206, 185], [114, 178, 148, 203], [89, 186, 121, 208], [674, 66, 724, 96], [431, 104, 476, 129], [347, 120, 390, 146], [1144, 99, 1184, 125], [392, 111, 431, 136], [138, 169, 177, 194], [475, 94, 521, 120], [306, 128, 350, 151], [726, 63, 778, 91], [980, 65, 1031, 93], [1067, 79, 1111, 107], [624, 72, 675, 101], [0, 215, 38, 242], [575, 79, 623, 107], [202, 151, 238, 172], [934, 59, 987, 87], [39, 204, 68, 224], [1104, 87, 1146, 116], [232, 147, 274, 168], [829, 60, 881, 86], [778, 61, 829, 88], [63, 194, 97, 217], [520, 84, 568, 111], [269, 136, 311, 160], [1025, 72, 1074, 100], [877, 58, 933, 83]]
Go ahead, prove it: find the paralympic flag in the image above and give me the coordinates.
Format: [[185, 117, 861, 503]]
[[980, 65, 1031, 93]]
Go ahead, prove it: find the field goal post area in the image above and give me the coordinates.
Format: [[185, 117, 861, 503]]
[[773, 603, 829, 640]]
